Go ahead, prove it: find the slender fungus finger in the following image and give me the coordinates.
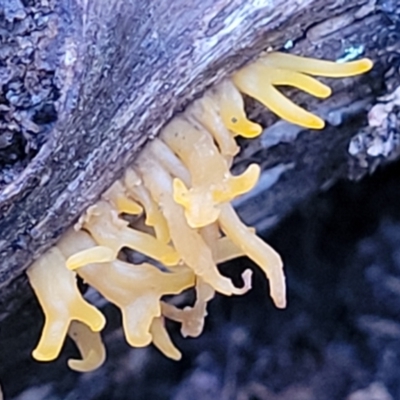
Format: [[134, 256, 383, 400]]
[[103, 180, 143, 215], [124, 168, 171, 244], [214, 80, 262, 138], [121, 228, 179, 266], [27, 248, 106, 362], [32, 310, 70, 362], [147, 139, 192, 186], [262, 84, 326, 129], [150, 317, 182, 360], [266, 68, 332, 98], [187, 94, 240, 157], [67, 321, 106, 373], [114, 196, 143, 215], [260, 52, 374, 77], [66, 246, 115, 270], [200, 222, 220, 255], [218, 203, 286, 309], [233, 64, 325, 129], [215, 236, 245, 263], [213, 164, 261, 203], [161, 279, 219, 338], [121, 300, 156, 347]]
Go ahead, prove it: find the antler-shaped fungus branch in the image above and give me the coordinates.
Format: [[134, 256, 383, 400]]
[[123, 168, 171, 244], [233, 52, 373, 129], [218, 203, 285, 308], [58, 230, 195, 349], [27, 248, 105, 362], [161, 117, 260, 228], [66, 201, 179, 270], [136, 157, 252, 297]]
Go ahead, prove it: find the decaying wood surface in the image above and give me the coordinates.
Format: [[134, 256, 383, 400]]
[[0, 0, 320, 287], [0, 0, 399, 398], [235, 1, 400, 232], [0, 0, 392, 293]]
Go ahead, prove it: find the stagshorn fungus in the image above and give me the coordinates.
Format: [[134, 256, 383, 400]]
[[27, 52, 373, 371]]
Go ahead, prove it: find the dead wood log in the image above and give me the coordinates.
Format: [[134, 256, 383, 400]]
[[0, 0, 394, 293], [0, 0, 327, 287]]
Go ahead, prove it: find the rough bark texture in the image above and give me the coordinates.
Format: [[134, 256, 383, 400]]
[[0, 0, 392, 289], [0, 0, 399, 398], [0, 0, 323, 287]]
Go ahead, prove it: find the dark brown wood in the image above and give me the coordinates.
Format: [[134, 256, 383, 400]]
[[0, 0, 383, 290]]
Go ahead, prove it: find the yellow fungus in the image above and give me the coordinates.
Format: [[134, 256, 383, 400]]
[[233, 52, 373, 129], [146, 139, 192, 186], [67, 321, 106, 373], [150, 317, 182, 360], [123, 167, 171, 244], [261, 52, 373, 77], [186, 92, 240, 157], [234, 63, 326, 129], [160, 117, 260, 228], [26, 51, 373, 371], [212, 80, 263, 138], [162, 279, 215, 338], [102, 180, 143, 215], [66, 201, 179, 269], [27, 248, 105, 362], [58, 229, 195, 348], [218, 203, 286, 308], [136, 156, 252, 296], [214, 235, 246, 263]]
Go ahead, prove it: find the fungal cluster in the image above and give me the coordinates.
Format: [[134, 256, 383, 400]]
[[27, 52, 373, 371]]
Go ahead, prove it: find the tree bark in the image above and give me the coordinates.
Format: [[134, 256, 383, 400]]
[[0, 0, 394, 290]]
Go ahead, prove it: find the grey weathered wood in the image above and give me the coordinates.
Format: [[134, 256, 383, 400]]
[[0, 0, 381, 290]]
